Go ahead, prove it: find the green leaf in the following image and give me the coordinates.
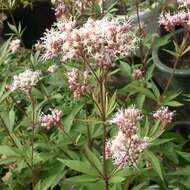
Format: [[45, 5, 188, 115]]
[[182, 45, 190, 56], [136, 94, 145, 110], [65, 175, 99, 183], [63, 104, 83, 132], [154, 34, 171, 48], [176, 151, 190, 162], [170, 166, 190, 176], [164, 101, 183, 107], [132, 86, 156, 100], [107, 91, 117, 116], [57, 159, 98, 176], [9, 109, 15, 132], [0, 145, 20, 157], [146, 64, 155, 81], [145, 150, 164, 181], [164, 90, 181, 102], [35, 164, 66, 190], [150, 80, 160, 98], [0, 157, 17, 165], [150, 138, 174, 146], [163, 49, 177, 57], [109, 176, 125, 183], [120, 61, 132, 79], [131, 182, 147, 190], [84, 146, 102, 174]]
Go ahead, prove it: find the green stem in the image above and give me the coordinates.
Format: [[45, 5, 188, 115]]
[[29, 91, 36, 190], [83, 56, 92, 148], [100, 77, 109, 190]]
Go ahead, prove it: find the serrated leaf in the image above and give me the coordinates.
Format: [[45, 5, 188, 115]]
[[57, 159, 98, 176], [84, 146, 102, 174], [145, 150, 164, 181], [63, 104, 83, 132]]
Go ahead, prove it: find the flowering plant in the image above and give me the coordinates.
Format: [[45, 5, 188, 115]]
[[0, 1, 189, 190]]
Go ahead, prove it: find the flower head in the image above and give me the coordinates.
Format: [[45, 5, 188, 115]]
[[9, 39, 21, 53], [111, 106, 142, 136], [159, 10, 190, 31], [106, 131, 149, 168], [10, 70, 41, 93], [67, 69, 88, 99], [153, 107, 174, 124], [41, 109, 62, 129], [39, 17, 138, 70]]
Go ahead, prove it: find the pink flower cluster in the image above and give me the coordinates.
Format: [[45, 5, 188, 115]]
[[107, 106, 148, 168], [159, 10, 190, 31], [111, 106, 142, 137], [106, 131, 148, 168], [153, 107, 174, 125], [67, 69, 88, 99], [41, 109, 62, 129], [10, 70, 41, 92], [39, 17, 137, 70]]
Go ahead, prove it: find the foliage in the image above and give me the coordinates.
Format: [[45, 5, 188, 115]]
[[0, 0, 189, 190]]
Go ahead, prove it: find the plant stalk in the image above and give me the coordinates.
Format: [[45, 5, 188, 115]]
[[100, 77, 109, 190]]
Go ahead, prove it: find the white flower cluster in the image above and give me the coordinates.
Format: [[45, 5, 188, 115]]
[[9, 39, 21, 53], [106, 106, 148, 168], [38, 17, 138, 70], [11, 70, 41, 92]]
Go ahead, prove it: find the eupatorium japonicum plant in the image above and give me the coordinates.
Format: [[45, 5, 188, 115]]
[[0, 1, 187, 190]]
